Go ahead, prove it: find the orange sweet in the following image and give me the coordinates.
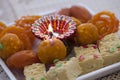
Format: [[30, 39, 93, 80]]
[[37, 38, 66, 64], [0, 26, 32, 50], [15, 15, 41, 44], [76, 23, 99, 45], [6, 50, 39, 69], [71, 17, 82, 26], [0, 22, 7, 33], [0, 33, 24, 60], [57, 8, 70, 16], [90, 11, 119, 38], [70, 5, 92, 23], [57, 5, 92, 23]]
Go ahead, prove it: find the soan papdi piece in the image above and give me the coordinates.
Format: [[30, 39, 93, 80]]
[[74, 44, 104, 74], [99, 33, 120, 66], [24, 63, 46, 80], [46, 57, 82, 80]]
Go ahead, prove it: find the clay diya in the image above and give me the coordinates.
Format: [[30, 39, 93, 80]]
[[31, 15, 76, 40]]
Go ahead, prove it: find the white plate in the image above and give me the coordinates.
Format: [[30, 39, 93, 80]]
[[1, 3, 119, 80], [77, 62, 120, 80]]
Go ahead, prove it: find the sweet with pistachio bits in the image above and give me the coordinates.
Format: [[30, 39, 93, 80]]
[[0, 43, 3, 50], [109, 47, 115, 53]]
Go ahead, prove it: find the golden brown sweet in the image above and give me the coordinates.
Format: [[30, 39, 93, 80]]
[[15, 15, 41, 44], [57, 5, 92, 23], [70, 5, 92, 23], [76, 23, 99, 45], [0, 22, 7, 33], [0, 33, 24, 60], [71, 17, 82, 26], [89, 11, 119, 38], [37, 38, 66, 64], [0, 26, 32, 50], [6, 50, 39, 69], [56, 8, 70, 16]]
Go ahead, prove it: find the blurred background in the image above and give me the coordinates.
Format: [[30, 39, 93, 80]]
[[0, 0, 120, 23]]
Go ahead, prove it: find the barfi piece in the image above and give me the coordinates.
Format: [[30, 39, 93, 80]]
[[99, 33, 120, 66], [46, 57, 82, 80], [56, 57, 82, 80], [74, 44, 104, 74], [46, 67, 59, 80], [74, 44, 98, 57], [24, 63, 46, 80]]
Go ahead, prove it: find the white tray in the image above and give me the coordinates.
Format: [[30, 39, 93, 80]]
[[0, 3, 120, 80], [0, 58, 17, 80], [77, 62, 120, 80]]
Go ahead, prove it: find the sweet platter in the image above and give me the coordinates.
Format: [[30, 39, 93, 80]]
[[0, 4, 120, 80]]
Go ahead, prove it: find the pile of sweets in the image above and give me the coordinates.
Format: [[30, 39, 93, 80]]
[[0, 5, 119, 80], [24, 33, 120, 80]]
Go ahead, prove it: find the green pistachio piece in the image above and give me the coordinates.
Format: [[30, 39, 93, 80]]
[[40, 77, 45, 80], [31, 78, 34, 80], [0, 43, 3, 50], [109, 47, 115, 53], [55, 63, 62, 68], [117, 45, 120, 48]]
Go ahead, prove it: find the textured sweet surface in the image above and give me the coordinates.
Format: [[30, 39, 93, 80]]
[[1, 0, 120, 80], [74, 44, 104, 74], [99, 33, 120, 66], [46, 57, 82, 80], [24, 63, 46, 80]]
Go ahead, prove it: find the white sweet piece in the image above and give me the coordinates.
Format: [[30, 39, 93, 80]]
[[74, 44, 104, 74], [74, 44, 98, 57], [24, 63, 46, 80], [46, 67, 59, 80], [99, 33, 120, 66], [46, 57, 82, 80], [57, 57, 82, 80]]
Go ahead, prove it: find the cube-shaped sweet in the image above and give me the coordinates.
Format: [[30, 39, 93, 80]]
[[57, 57, 82, 80], [74, 44, 104, 74], [99, 33, 120, 66], [46, 57, 82, 80], [74, 44, 98, 56], [46, 67, 59, 80], [24, 63, 46, 80]]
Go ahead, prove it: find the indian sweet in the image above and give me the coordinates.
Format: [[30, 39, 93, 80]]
[[76, 23, 99, 45], [71, 17, 82, 26], [15, 15, 41, 44], [0, 21, 7, 33], [57, 5, 92, 23], [24, 63, 46, 80], [6, 50, 39, 69], [0, 33, 24, 60], [37, 38, 67, 64], [0, 26, 32, 49], [46, 57, 81, 80], [74, 44, 104, 74], [70, 5, 92, 23], [56, 8, 70, 16], [89, 11, 119, 38], [99, 33, 120, 66]]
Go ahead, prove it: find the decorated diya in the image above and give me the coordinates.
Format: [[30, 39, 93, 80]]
[[31, 15, 76, 40]]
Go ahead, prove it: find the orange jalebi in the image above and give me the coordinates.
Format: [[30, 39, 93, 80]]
[[15, 15, 41, 44], [90, 11, 119, 38], [0, 22, 7, 33]]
